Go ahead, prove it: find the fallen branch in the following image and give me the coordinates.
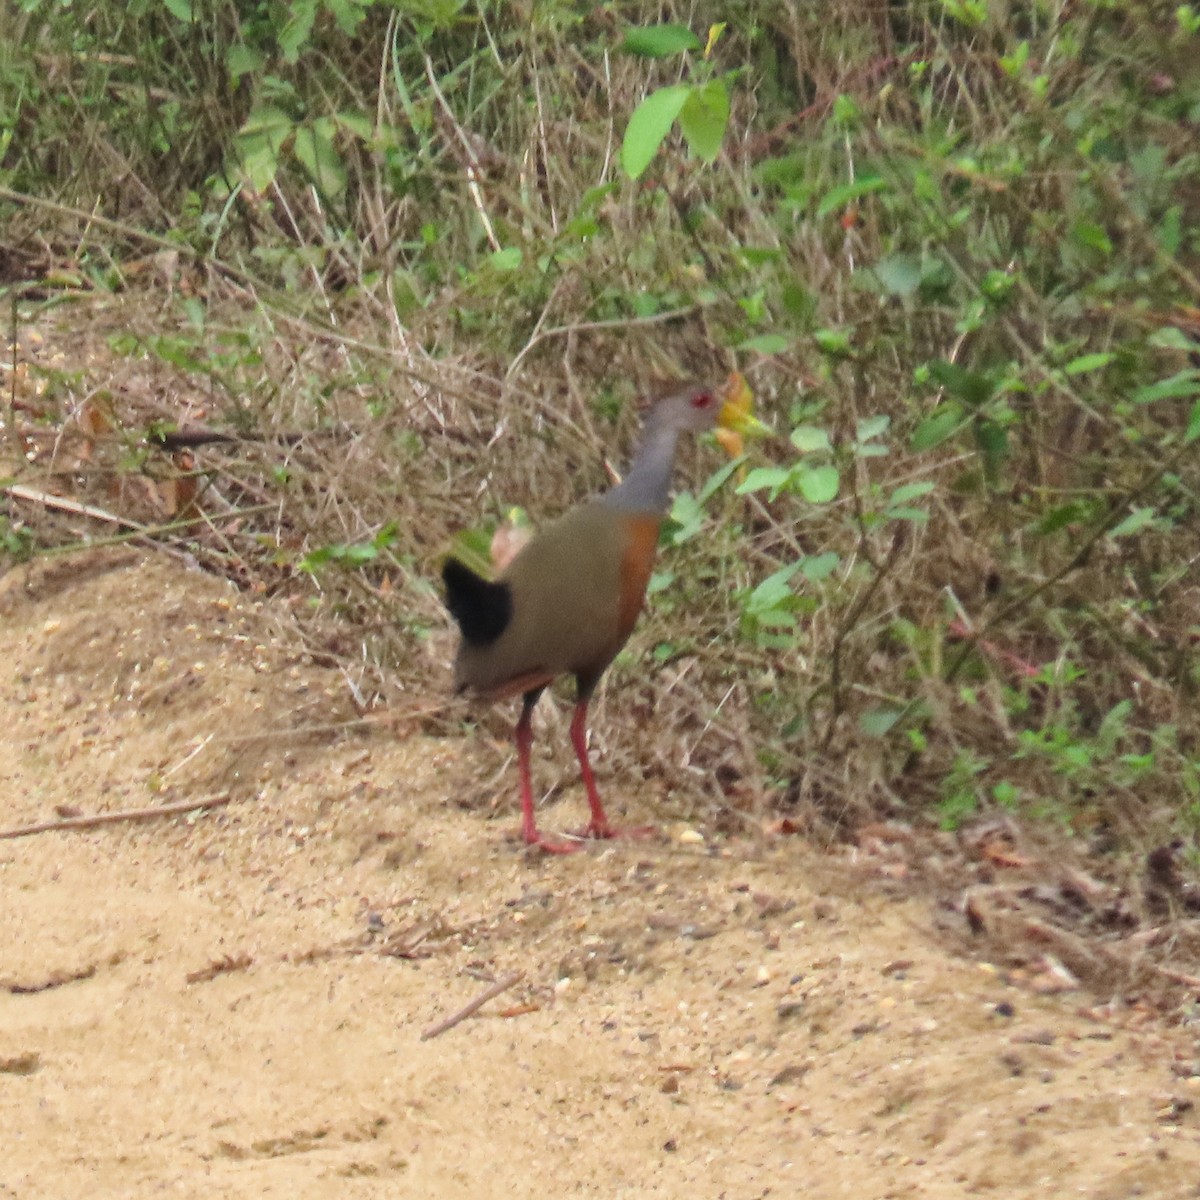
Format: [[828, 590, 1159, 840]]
[[0, 793, 231, 840], [4, 482, 146, 530], [420, 970, 523, 1041]]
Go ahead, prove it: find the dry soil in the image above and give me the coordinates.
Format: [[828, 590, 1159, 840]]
[[2, 552, 1199, 1199]]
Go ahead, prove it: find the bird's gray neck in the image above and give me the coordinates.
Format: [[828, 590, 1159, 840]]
[[599, 422, 680, 514]]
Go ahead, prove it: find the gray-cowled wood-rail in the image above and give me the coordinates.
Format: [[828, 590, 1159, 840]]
[[443, 375, 750, 853]]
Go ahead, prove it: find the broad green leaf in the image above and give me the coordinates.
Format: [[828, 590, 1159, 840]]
[[800, 552, 840, 581], [975, 418, 1009, 483], [1071, 220, 1113, 254], [813, 328, 853, 357], [911, 403, 964, 451], [830, 94, 861, 127], [816, 175, 886, 217], [489, 247, 523, 272], [747, 564, 799, 614], [871, 255, 922, 297], [735, 466, 791, 498], [293, 125, 346, 198], [668, 491, 704, 543], [279, 0, 318, 63], [1149, 326, 1196, 351], [226, 44, 263, 78], [162, 0, 193, 19], [622, 84, 692, 179], [234, 105, 294, 191], [856, 414, 890, 442], [797, 464, 840, 503], [333, 111, 373, 141], [860, 708, 902, 737], [1132, 370, 1200, 404], [928, 359, 997, 406], [1108, 507, 1156, 538], [1062, 352, 1115, 376], [790, 425, 832, 453], [621, 24, 702, 57], [1187, 400, 1200, 444], [326, 0, 368, 34], [889, 481, 935, 505], [678, 79, 729, 162], [1035, 501, 1088, 535]]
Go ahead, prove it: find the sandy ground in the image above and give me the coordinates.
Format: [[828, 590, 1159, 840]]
[[2, 551, 1200, 1199]]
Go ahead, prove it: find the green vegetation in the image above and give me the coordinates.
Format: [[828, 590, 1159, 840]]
[[3, 1, 1200, 862]]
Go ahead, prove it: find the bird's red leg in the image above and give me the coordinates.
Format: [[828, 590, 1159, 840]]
[[569, 699, 611, 838], [569, 700, 655, 841], [516, 692, 579, 854]]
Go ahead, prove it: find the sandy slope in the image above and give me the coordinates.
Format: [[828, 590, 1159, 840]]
[[2, 552, 1198, 1198]]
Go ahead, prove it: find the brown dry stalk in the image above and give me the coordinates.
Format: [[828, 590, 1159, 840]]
[[0, 794, 231, 840], [420, 970, 524, 1040]]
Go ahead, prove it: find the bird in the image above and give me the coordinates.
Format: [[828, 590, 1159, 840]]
[[442, 375, 750, 853]]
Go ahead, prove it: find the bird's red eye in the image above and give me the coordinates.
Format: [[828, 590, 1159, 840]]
[[691, 392, 714, 409]]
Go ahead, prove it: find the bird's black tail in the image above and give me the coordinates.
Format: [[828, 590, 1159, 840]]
[[442, 558, 513, 647]]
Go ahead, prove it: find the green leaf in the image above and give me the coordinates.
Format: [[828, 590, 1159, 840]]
[[333, 110, 373, 141], [816, 175, 886, 217], [226, 44, 264, 79], [667, 490, 704, 543], [162, 0, 193, 21], [1109, 507, 1156, 538], [737, 333, 792, 354], [293, 124, 346, 198], [830, 94, 861, 127], [856, 414, 890, 442], [1035, 501, 1088, 535], [975, 418, 1009, 483], [1071, 220, 1113, 254], [678, 79, 729, 162], [911, 403, 964, 451], [489, 247, 523, 272], [797, 464, 840, 503], [326, 0, 368, 35], [279, 0, 318, 63], [1149, 326, 1196, 351], [747, 564, 799, 615], [928, 359, 997, 407], [234, 105, 294, 191], [621, 24, 702, 56], [790, 425, 832, 454], [860, 708, 902, 737], [1062, 352, 1115, 376], [871, 255, 922, 297], [1131, 370, 1200, 404], [1187, 400, 1200, 444], [622, 84, 692, 179], [697, 457, 743, 504], [735, 466, 791, 498], [813, 328, 853, 357], [800, 552, 840, 581], [889, 481, 935, 505]]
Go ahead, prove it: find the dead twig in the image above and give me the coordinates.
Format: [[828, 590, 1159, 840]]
[[420, 970, 524, 1040], [4, 481, 147, 530], [0, 793, 232, 840]]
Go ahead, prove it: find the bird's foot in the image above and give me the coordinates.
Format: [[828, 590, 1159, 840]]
[[520, 827, 584, 855], [578, 820, 658, 842]]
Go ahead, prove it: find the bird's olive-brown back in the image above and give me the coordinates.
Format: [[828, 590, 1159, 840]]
[[453, 502, 660, 699]]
